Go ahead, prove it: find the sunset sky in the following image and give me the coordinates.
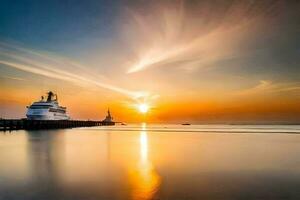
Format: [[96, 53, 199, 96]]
[[0, 0, 300, 123]]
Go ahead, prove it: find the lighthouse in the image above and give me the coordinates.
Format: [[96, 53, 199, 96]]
[[103, 109, 113, 123]]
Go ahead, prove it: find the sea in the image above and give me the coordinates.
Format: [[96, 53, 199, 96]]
[[1, 124, 300, 200]]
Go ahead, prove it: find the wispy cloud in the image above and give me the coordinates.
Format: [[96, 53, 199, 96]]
[[0, 75, 25, 81], [122, 0, 282, 73], [236, 80, 300, 96], [0, 42, 153, 100]]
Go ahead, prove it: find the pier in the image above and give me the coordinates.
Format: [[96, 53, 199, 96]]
[[0, 119, 115, 131]]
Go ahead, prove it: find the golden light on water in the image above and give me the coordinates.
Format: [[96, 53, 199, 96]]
[[140, 123, 149, 163], [140, 131, 148, 162], [129, 124, 161, 200]]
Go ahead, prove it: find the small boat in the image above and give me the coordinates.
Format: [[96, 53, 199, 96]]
[[182, 123, 191, 125]]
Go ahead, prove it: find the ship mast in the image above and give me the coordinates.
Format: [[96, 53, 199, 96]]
[[46, 91, 54, 102]]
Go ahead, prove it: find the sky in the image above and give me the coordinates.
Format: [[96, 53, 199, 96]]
[[0, 0, 300, 123]]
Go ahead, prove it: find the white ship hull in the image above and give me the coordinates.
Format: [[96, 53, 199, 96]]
[[26, 109, 69, 120], [26, 92, 70, 120]]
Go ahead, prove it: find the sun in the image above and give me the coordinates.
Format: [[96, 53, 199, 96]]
[[138, 103, 149, 114]]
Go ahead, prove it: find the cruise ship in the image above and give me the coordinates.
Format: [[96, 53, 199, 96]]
[[26, 91, 70, 120]]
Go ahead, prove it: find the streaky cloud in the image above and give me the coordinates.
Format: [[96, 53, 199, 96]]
[[235, 80, 300, 96], [123, 0, 283, 73], [0, 42, 153, 100]]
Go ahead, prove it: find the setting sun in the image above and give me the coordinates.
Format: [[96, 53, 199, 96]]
[[138, 103, 149, 114]]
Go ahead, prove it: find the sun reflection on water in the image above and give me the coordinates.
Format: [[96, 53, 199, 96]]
[[140, 131, 148, 162], [130, 123, 161, 200]]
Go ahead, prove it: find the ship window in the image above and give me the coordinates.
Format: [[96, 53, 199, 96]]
[[30, 105, 51, 109], [49, 108, 66, 113]]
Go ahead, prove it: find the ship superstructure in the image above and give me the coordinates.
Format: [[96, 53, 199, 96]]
[[26, 91, 70, 120]]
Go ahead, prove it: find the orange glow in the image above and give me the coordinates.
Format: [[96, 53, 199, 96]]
[[1, 85, 300, 123]]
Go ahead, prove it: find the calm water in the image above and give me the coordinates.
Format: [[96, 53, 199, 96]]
[[1, 124, 300, 200]]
